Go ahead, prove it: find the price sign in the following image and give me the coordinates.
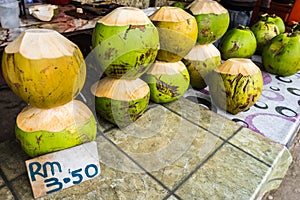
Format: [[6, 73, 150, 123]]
[[25, 141, 100, 198]]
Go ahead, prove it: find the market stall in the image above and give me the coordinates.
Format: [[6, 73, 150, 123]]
[[0, 1, 299, 199]]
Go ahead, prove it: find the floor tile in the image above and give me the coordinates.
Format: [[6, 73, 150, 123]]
[[229, 127, 292, 197], [0, 186, 14, 200], [95, 115, 116, 133], [165, 195, 180, 200], [229, 127, 292, 166], [163, 97, 242, 140], [0, 176, 4, 186], [11, 136, 170, 199], [175, 143, 270, 199], [103, 105, 225, 189], [0, 140, 29, 181], [96, 135, 171, 199]]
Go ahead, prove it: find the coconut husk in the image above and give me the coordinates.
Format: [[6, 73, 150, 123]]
[[98, 7, 152, 26], [146, 60, 186, 75], [4, 29, 77, 59], [149, 6, 194, 22], [215, 58, 260, 76], [187, 0, 228, 15], [28, 4, 58, 22], [16, 100, 92, 132], [184, 43, 220, 61], [91, 77, 149, 101]]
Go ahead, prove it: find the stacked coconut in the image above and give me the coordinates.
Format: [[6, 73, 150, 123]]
[[142, 6, 197, 104], [91, 7, 160, 128], [1, 29, 97, 157], [181, 0, 228, 91], [183, 0, 263, 115]]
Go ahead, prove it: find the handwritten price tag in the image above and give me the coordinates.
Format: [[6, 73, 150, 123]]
[[25, 141, 100, 198]]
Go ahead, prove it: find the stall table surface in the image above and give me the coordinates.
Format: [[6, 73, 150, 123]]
[[0, 4, 298, 200]]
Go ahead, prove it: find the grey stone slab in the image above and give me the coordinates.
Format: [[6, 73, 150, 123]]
[[12, 172, 168, 200], [95, 115, 115, 133], [103, 105, 225, 189], [230, 127, 292, 166], [0, 186, 14, 200], [12, 135, 169, 199], [229, 127, 292, 197], [165, 195, 180, 200], [0, 176, 4, 186], [175, 143, 270, 199], [163, 97, 242, 140], [0, 140, 29, 181]]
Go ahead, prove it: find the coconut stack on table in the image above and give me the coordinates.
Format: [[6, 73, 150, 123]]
[[181, 0, 227, 91], [1, 29, 97, 158], [166, 0, 264, 115], [214, 9, 300, 115], [91, 7, 159, 128], [144, 6, 196, 104]]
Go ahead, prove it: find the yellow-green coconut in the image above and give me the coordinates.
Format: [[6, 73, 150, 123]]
[[183, 43, 221, 90], [208, 58, 263, 114], [149, 6, 198, 62], [142, 60, 190, 103], [15, 100, 97, 157], [92, 7, 159, 79], [2, 29, 86, 109], [187, 0, 230, 44], [91, 77, 150, 127]]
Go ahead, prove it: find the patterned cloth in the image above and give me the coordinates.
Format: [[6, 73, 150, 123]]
[[184, 55, 300, 147]]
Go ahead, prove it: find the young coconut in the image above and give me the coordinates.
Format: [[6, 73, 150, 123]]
[[15, 100, 97, 157], [218, 25, 257, 60], [262, 24, 300, 76], [149, 6, 198, 62], [91, 77, 150, 127], [142, 60, 190, 103], [92, 7, 159, 79], [187, 0, 230, 44], [251, 17, 279, 54], [28, 4, 58, 22], [208, 58, 263, 115], [261, 13, 285, 34], [2, 29, 86, 109], [182, 43, 221, 90]]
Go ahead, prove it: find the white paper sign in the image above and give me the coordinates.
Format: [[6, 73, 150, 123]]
[[25, 141, 100, 198]]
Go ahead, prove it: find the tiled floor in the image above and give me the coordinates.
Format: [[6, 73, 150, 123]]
[[0, 98, 292, 199]]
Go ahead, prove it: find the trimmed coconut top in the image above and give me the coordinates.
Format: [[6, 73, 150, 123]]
[[149, 6, 194, 22], [215, 58, 260, 76], [5, 29, 78, 59], [184, 43, 220, 61], [146, 60, 186, 75], [98, 7, 152, 26], [91, 77, 149, 101], [16, 100, 93, 132], [28, 4, 58, 22], [187, 0, 228, 15]]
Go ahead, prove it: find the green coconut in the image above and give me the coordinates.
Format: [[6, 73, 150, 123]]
[[262, 13, 285, 34], [218, 25, 257, 60], [208, 58, 263, 115], [187, 0, 230, 44], [251, 17, 279, 54], [149, 6, 198, 62], [92, 7, 159, 79], [142, 60, 190, 103], [1, 29, 86, 109], [171, 1, 185, 9], [262, 24, 300, 76], [92, 77, 150, 127], [182, 43, 221, 90], [15, 100, 97, 157]]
